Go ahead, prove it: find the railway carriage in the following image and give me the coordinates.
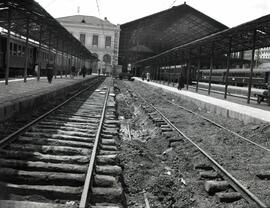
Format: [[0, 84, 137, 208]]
[[0, 32, 75, 78], [200, 68, 270, 88], [158, 65, 196, 84]]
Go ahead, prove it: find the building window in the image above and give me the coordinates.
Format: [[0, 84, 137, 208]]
[[105, 36, 111, 47], [92, 35, 98, 46], [80, 33, 86, 45]]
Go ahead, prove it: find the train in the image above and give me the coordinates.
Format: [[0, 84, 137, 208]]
[[0, 32, 85, 78], [199, 68, 270, 88], [144, 64, 270, 89]]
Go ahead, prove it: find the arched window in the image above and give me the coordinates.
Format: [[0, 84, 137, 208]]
[[103, 54, 111, 64]]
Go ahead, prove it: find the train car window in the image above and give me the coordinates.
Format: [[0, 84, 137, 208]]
[[13, 44, 17, 56], [18, 45, 21, 56], [22, 46, 25, 56], [9, 42, 12, 55]]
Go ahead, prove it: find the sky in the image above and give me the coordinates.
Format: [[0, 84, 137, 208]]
[[36, 0, 270, 28]]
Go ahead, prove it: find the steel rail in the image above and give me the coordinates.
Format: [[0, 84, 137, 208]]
[[165, 98, 270, 154], [135, 91, 268, 208], [79, 87, 110, 208], [0, 77, 102, 148], [147, 82, 270, 153]]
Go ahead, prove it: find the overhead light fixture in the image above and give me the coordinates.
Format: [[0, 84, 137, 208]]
[[256, 29, 267, 35]]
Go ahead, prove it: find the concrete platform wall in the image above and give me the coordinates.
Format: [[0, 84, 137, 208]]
[[136, 78, 270, 124], [0, 76, 99, 123]]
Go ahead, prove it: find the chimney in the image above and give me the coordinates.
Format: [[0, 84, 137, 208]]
[[104, 17, 108, 21]]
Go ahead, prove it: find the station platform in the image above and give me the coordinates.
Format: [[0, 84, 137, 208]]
[[134, 78, 270, 124], [193, 82, 266, 97], [0, 75, 98, 122]]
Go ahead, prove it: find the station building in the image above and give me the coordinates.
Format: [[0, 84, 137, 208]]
[[57, 15, 120, 74]]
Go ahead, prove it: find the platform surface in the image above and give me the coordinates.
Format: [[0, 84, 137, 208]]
[[0, 200, 75, 208], [0, 75, 96, 106], [135, 78, 270, 124]]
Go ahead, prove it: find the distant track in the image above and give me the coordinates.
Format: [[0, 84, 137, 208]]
[[126, 81, 269, 208], [0, 78, 123, 208]]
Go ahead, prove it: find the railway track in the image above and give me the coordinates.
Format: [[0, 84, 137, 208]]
[[123, 81, 270, 208], [0, 76, 104, 141], [0, 78, 124, 208]]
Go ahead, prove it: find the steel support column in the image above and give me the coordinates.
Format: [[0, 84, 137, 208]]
[[158, 59, 161, 83], [196, 47, 201, 92], [224, 37, 232, 99], [247, 30, 257, 104], [168, 56, 170, 86], [208, 44, 214, 95], [173, 53, 178, 88], [186, 50, 191, 90], [23, 18, 30, 83], [37, 25, 42, 81], [155, 61, 157, 81], [61, 41, 64, 78], [4, 7, 11, 85], [47, 31, 51, 66], [70, 49, 72, 77], [54, 39, 59, 79]]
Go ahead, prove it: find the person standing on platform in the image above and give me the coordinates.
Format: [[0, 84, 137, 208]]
[[46, 63, 54, 84], [98, 68, 101, 75], [141, 72, 145, 81], [71, 66, 75, 78], [82, 65, 86, 78], [178, 73, 184, 90], [146, 72, 150, 82]]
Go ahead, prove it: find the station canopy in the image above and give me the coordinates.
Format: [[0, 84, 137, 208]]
[[135, 12, 270, 65], [0, 0, 96, 60], [119, 3, 228, 65]]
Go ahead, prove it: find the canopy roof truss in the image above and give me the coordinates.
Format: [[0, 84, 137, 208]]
[[135, 13, 270, 65], [119, 3, 228, 65], [0, 0, 96, 60]]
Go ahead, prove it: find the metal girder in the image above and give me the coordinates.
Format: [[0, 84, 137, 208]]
[[134, 12, 270, 66], [120, 3, 228, 66], [0, 0, 96, 60]]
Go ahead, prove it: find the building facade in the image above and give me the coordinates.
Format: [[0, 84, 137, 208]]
[[57, 15, 120, 74]]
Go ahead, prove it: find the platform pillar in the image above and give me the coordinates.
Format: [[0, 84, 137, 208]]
[[208, 43, 214, 95], [61, 41, 64, 78], [23, 18, 30, 83], [196, 47, 201, 92], [157, 60, 160, 81], [167, 56, 170, 86], [47, 31, 51, 66], [247, 30, 257, 104], [224, 37, 232, 99], [186, 50, 191, 90], [54, 39, 59, 79], [37, 25, 42, 81], [4, 7, 11, 85]]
